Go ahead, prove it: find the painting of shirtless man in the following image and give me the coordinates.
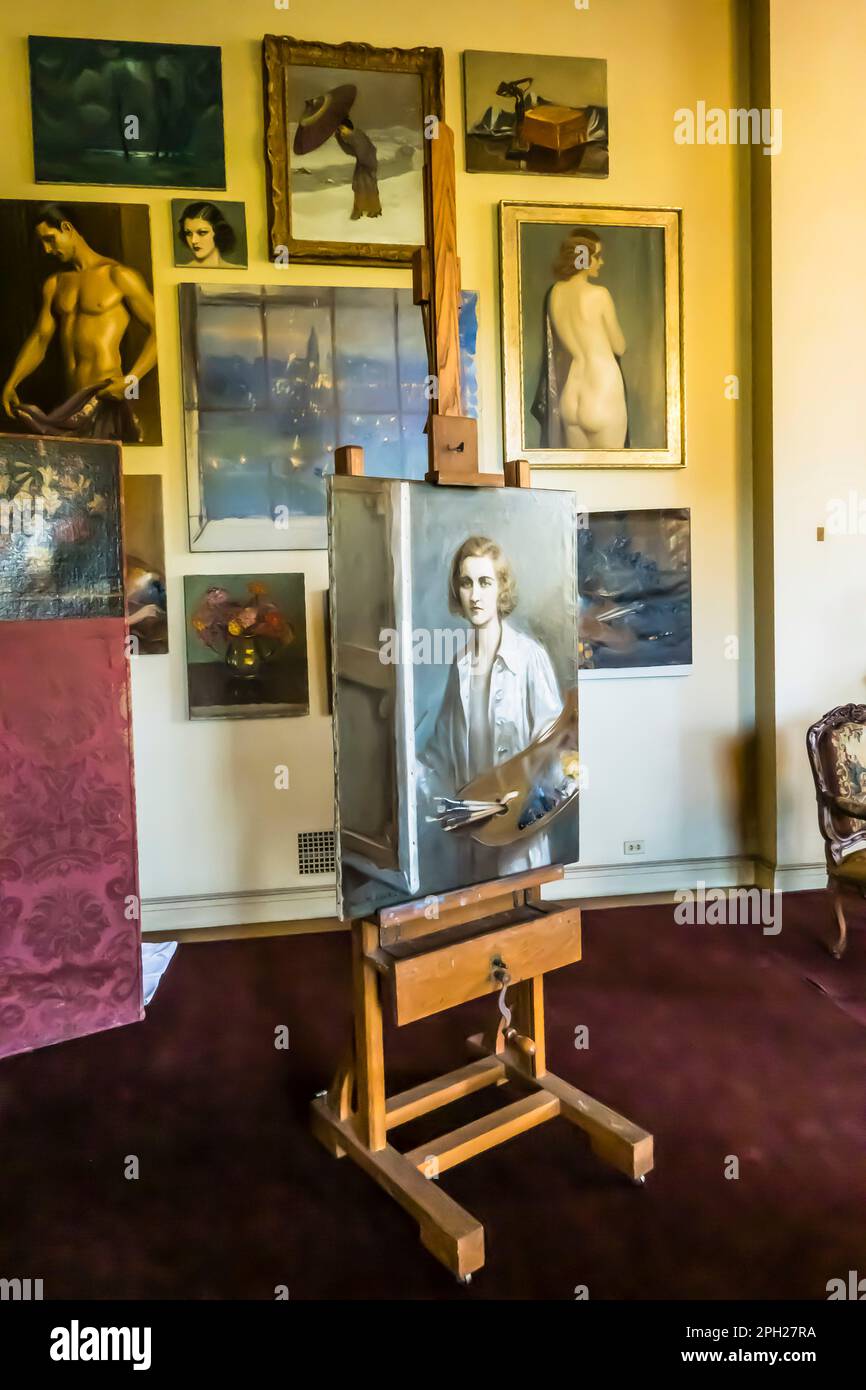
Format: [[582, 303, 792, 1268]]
[[0, 201, 161, 446]]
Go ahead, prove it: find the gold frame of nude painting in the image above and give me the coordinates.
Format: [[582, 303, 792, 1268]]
[[500, 202, 684, 468], [262, 35, 444, 267]]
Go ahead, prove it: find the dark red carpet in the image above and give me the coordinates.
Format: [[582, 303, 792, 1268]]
[[2, 890, 865, 1300]]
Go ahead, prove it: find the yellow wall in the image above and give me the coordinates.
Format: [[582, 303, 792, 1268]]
[[0, 0, 755, 926], [763, 0, 866, 881]]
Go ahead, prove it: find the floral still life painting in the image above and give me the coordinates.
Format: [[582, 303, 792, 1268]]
[[0, 435, 123, 621], [184, 574, 309, 720]]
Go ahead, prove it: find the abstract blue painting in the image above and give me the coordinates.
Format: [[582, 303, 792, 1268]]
[[577, 508, 692, 672]]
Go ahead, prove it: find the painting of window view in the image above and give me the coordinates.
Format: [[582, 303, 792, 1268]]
[[179, 283, 478, 551]]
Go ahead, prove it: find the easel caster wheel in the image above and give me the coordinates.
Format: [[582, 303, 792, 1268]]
[[633, 1174, 646, 1187], [314, 1089, 327, 1099], [457, 1273, 472, 1286], [832, 949, 843, 960]]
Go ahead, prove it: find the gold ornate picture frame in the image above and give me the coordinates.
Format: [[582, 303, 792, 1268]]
[[500, 202, 684, 468], [263, 35, 444, 268]]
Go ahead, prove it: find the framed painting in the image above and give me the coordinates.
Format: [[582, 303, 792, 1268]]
[[0, 199, 161, 446], [262, 35, 443, 266], [123, 474, 168, 656], [330, 476, 579, 920], [183, 573, 309, 721], [28, 36, 225, 189], [0, 434, 123, 620], [578, 507, 692, 676], [171, 199, 248, 270], [500, 203, 684, 468], [179, 282, 479, 551], [463, 50, 608, 177]]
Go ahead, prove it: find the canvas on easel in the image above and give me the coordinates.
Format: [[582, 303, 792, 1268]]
[[329, 475, 580, 919]]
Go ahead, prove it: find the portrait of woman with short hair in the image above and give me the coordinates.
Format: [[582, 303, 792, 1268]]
[[172, 200, 248, 269]]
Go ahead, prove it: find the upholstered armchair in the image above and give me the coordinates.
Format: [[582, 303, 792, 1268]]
[[806, 704, 866, 957]]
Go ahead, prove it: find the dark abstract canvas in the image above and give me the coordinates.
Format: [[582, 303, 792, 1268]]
[[0, 435, 123, 621], [184, 573, 309, 720], [180, 282, 479, 551], [29, 36, 225, 189], [577, 508, 692, 671], [0, 199, 161, 446]]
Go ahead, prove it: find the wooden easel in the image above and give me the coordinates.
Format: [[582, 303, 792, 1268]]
[[312, 123, 653, 1281]]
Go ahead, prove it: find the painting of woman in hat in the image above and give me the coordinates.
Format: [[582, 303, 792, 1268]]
[[294, 85, 383, 222], [265, 39, 436, 261], [335, 119, 382, 220]]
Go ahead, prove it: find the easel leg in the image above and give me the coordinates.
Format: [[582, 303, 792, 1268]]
[[314, 1041, 356, 1159], [511, 976, 546, 1077], [354, 919, 387, 1152]]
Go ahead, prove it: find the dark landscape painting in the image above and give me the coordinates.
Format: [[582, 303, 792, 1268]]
[[29, 36, 225, 188]]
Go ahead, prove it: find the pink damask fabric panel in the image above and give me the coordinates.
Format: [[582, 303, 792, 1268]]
[[0, 617, 143, 1059]]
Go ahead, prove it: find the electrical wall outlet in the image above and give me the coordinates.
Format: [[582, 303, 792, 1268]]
[[623, 840, 646, 856]]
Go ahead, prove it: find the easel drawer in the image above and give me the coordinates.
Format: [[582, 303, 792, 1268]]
[[376, 904, 581, 1026]]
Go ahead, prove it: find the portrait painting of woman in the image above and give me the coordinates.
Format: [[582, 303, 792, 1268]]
[[419, 535, 566, 875], [422, 536, 562, 787], [500, 203, 684, 468], [172, 200, 248, 269], [330, 478, 579, 920]]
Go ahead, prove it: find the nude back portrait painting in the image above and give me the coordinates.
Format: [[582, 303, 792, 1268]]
[[0, 200, 161, 446], [329, 477, 579, 920], [501, 203, 683, 469]]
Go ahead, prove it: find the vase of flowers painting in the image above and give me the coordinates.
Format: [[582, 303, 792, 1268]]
[[183, 573, 310, 721], [191, 581, 293, 679]]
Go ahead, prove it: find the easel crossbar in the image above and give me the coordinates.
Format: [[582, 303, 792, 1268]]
[[385, 1056, 507, 1130], [403, 1090, 560, 1175]]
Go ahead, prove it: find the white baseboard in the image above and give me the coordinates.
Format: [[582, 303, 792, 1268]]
[[757, 861, 827, 893], [141, 856, 828, 934], [553, 855, 757, 900], [141, 883, 338, 934]]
